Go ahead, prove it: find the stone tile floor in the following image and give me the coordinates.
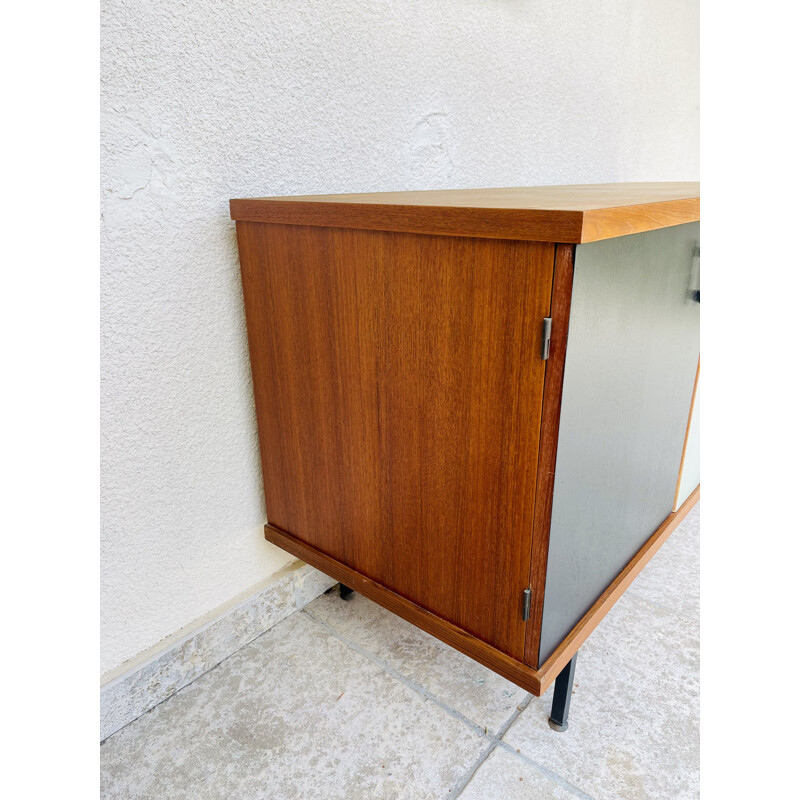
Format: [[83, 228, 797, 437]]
[[100, 504, 699, 799]]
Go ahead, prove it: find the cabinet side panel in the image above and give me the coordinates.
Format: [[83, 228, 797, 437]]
[[237, 222, 553, 659], [538, 222, 700, 664]]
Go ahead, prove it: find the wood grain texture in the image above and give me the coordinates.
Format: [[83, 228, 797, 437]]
[[237, 222, 554, 659], [264, 486, 699, 696], [534, 485, 700, 693], [674, 358, 701, 511], [580, 198, 700, 243], [230, 183, 700, 244], [524, 244, 576, 668]]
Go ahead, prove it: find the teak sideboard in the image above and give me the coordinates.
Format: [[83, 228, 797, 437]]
[[231, 183, 700, 730]]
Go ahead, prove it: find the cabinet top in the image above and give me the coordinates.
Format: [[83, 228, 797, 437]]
[[230, 182, 699, 244]]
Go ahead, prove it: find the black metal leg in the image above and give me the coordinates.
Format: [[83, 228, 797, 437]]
[[339, 583, 354, 600], [548, 654, 577, 732]]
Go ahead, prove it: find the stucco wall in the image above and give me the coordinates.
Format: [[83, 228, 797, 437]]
[[100, 0, 699, 677]]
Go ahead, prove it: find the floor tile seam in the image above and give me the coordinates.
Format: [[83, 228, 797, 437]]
[[449, 694, 534, 799], [495, 692, 534, 739], [495, 741, 600, 800], [300, 608, 490, 739], [447, 738, 502, 799]]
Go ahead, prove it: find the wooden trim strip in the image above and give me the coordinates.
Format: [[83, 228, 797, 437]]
[[580, 198, 700, 242], [534, 485, 700, 693], [230, 200, 584, 243], [674, 358, 700, 511], [263, 523, 544, 695], [265, 486, 699, 696], [229, 197, 700, 244], [525, 244, 576, 668]]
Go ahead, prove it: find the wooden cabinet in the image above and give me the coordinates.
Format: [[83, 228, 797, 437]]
[[231, 183, 700, 709]]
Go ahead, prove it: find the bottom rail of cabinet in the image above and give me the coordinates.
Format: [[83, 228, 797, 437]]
[[264, 485, 699, 697]]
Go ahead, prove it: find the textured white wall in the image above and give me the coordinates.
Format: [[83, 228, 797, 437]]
[[100, 0, 699, 677]]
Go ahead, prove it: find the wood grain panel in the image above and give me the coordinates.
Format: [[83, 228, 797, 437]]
[[524, 244, 576, 668], [237, 222, 554, 659], [231, 183, 700, 244]]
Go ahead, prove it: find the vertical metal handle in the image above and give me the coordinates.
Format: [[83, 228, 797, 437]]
[[542, 317, 552, 360]]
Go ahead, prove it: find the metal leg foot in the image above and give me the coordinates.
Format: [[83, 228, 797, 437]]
[[339, 584, 354, 600], [548, 654, 577, 732]]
